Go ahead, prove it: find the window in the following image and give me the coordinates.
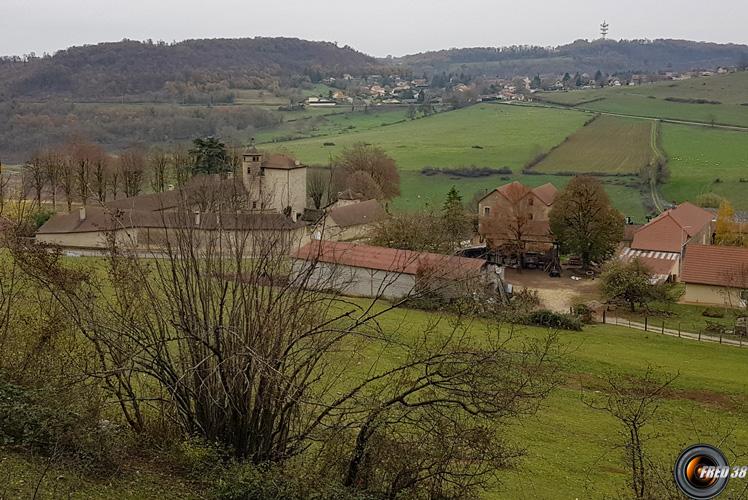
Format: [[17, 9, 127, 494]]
[[483, 207, 490, 216], [529, 213, 534, 220], [528, 197, 534, 206], [741, 290, 748, 301], [252, 201, 257, 209]]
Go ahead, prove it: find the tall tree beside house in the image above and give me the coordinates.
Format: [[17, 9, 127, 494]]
[[189, 136, 230, 176], [715, 200, 746, 247], [549, 176, 624, 268], [335, 143, 400, 201], [442, 186, 472, 247], [599, 259, 681, 312], [531, 74, 542, 89]]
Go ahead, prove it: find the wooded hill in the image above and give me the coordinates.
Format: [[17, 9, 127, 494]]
[[396, 39, 748, 77], [0, 37, 383, 100]]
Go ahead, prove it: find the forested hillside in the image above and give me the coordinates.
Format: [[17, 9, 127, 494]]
[[397, 39, 748, 77], [0, 37, 382, 100]]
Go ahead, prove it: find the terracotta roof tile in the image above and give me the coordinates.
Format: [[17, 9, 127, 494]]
[[531, 183, 558, 206], [292, 241, 486, 278], [631, 203, 713, 252], [681, 245, 748, 287]]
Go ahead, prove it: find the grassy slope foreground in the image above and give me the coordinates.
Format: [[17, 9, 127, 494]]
[[2, 292, 747, 498], [367, 305, 748, 499], [532, 115, 654, 174]]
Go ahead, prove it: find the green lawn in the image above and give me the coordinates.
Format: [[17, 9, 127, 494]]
[[261, 104, 590, 170], [660, 124, 748, 209], [355, 303, 748, 499], [532, 115, 655, 174]]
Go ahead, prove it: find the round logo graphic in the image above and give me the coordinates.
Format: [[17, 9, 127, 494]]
[[674, 444, 730, 499]]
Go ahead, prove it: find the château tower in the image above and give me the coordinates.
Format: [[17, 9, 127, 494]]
[[240, 138, 308, 220]]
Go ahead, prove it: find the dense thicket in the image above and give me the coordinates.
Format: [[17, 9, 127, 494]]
[[0, 100, 279, 162], [0, 38, 381, 99]]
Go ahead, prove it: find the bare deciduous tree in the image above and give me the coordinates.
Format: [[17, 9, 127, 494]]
[[583, 367, 679, 499], [307, 168, 329, 209], [119, 148, 146, 198], [23, 153, 47, 207], [149, 148, 170, 193]]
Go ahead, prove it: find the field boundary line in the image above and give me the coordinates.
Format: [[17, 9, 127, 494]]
[[601, 315, 747, 348]]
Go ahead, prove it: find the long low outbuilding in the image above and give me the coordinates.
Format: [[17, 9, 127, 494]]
[[290, 240, 499, 300]]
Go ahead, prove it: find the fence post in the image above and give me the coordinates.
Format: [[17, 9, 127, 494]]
[[699, 331, 702, 341], [603, 310, 606, 324], [662, 321, 665, 334], [720, 333, 723, 344], [644, 316, 648, 332], [678, 324, 681, 338]]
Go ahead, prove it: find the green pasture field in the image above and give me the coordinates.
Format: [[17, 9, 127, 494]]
[[537, 72, 748, 127], [255, 107, 410, 144], [660, 124, 748, 209], [260, 104, 590, 169], [531, 115, 655, 174], [353, 303, 748, 499], [393, 170, 648, 222]]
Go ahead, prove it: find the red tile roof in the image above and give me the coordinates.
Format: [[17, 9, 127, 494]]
[[631, 202, 713, 252], [481, 181, 557, 206], [681, 245, 748, 287], [531, 183, 558, 206], [292, 241, 486, 278]]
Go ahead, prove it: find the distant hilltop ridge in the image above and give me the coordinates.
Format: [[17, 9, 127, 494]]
[[392, 38, 748, 77], [1, 37, 747, 101]]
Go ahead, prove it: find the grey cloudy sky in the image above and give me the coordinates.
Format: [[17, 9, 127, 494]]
[[2, 0, 746, 57]]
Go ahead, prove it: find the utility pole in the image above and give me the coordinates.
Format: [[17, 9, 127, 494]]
[[600, 21, 609, 39]]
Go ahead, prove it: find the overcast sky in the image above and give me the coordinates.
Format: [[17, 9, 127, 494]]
[[2, 0, 747, 58]]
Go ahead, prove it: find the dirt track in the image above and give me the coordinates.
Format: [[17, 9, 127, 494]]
[[505, 268, 599, 312]]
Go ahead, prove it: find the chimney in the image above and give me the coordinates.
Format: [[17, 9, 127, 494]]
[[194, 210, 201, 226], [79, 206, 86, 222]]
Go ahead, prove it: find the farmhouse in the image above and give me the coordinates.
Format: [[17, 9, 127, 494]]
[[291, 240, 498, 300], [681, 245, 748, 308], [622, 202, 713, 281], [477, 181, 557, 253]]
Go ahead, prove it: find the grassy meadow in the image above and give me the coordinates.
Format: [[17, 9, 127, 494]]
[[537, 72, 748, 128], [261, 104, 590, 169], [531, 115, 655, 174], [660, 124, 748, 209]]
